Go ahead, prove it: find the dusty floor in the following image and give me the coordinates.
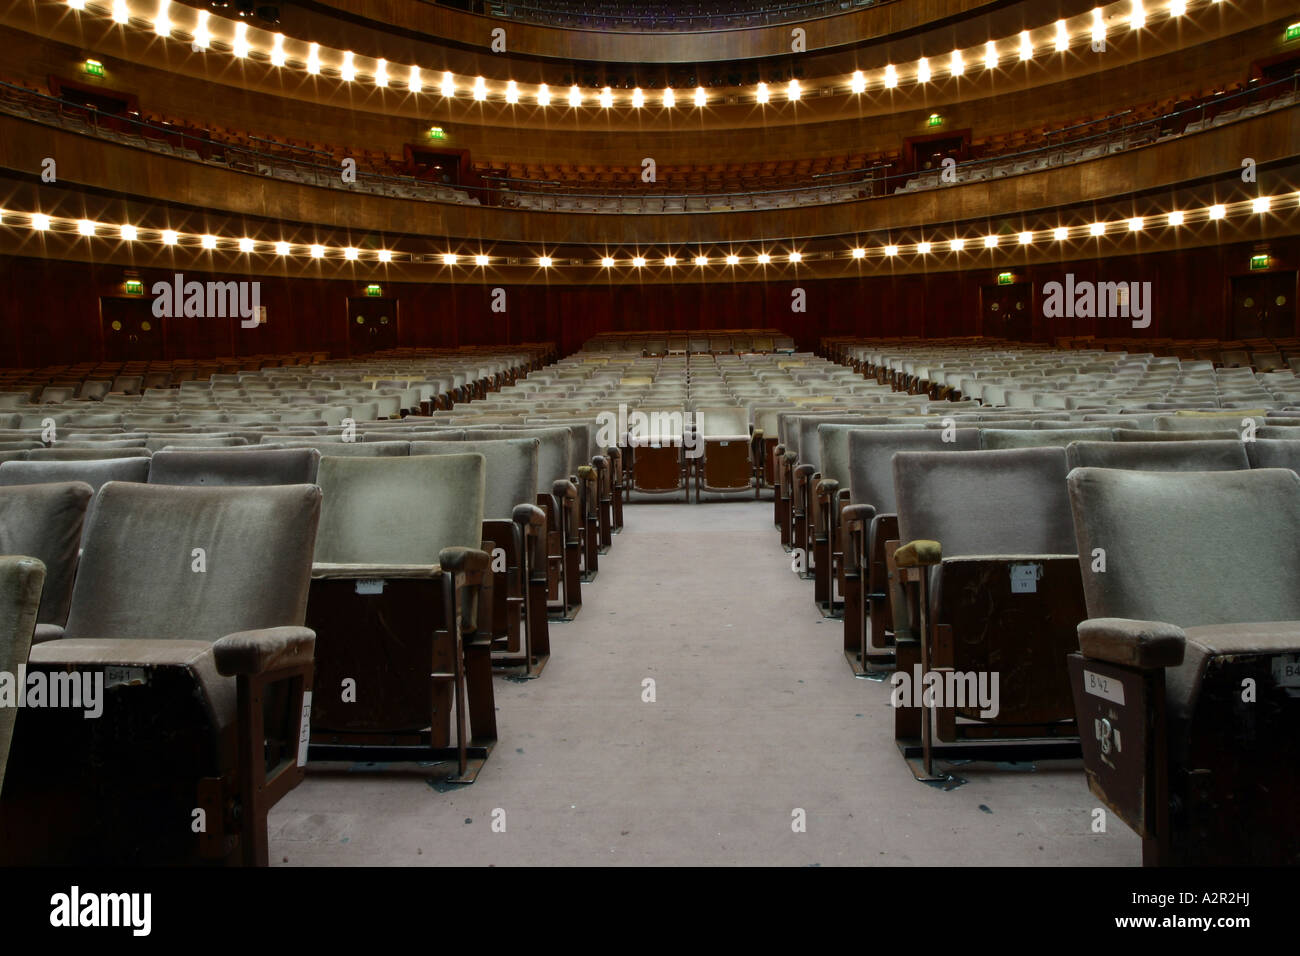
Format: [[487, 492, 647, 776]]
[[272, 498, 1140, 866]]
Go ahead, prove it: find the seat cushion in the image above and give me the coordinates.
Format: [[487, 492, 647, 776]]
[[1169, 621, 1300, 727]]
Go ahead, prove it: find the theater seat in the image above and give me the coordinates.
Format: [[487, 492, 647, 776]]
[[148, 448, 320, 485], [1065, 467, 1300, 864], [0, 456, 151, 493], [4, 482, 322, 865], [0, 482, 92, 626], [0, 556, 44, 791]]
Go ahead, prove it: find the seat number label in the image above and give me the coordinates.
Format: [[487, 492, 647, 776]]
[[1083, 669, 1125, 705], [1271, 654, 1300, 688], [297, 691, 313, 767], [355, 579, 386, 595]]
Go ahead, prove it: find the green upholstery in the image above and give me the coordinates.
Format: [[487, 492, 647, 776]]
[[1245, 438, 1300, 472], [274, 439, 409, 457], [313, 454, 485, 567], [980, 427, 1114, 450], [0, 457, 151, 492], [847, 428, 980, 509], [29, 448, 151, 460], [1065, 440, 1249, 472], [465, 427, 569, 492], [144, 436, 249, 452], [148, 448, 319, 486], [0, 482, 92, 625], [0, 556, 44, 788], [410, 439, 538, 521], [1112, 429, 1241, 442]]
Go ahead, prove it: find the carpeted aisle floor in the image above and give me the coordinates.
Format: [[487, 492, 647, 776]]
[[271, 498, 1140, 866]]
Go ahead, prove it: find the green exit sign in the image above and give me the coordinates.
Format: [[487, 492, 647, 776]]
[[123, 279, 144, 295], [927, 114, 943, 128], [997, 272, 1014, 286], [1250, 254, 1270, 271], [364, 284, 383, 297], [84, 59, 105, 77], [428, 126, 446, 139], [1286, 23, 1300, 42]]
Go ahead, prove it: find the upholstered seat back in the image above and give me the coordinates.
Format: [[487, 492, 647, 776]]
[[465, 428, 569, 491], [0, 556, 43, 787], [980, 427, 1113, 449], [796, 415, 889, 470], [62, 482, 320, 643], [313, 454, 485, 565], [1067, 467, 1300, 627], [895, 447, 1076, 557], [0, 481, 92, 625], [275, 439, 409, 457], [0, 457, 151, 493], [410, 439, 538, 520], [847, 428, 980, 510], [1245, 438, 1300, 473], [29, 447, 151, 460], [697, 407, 749, 440], [149, 448, 320, 486], [1065, 439, 1249, 471]]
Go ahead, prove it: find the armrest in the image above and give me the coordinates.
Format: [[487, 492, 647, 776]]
[[842, 504, 877, 527], [577, 465, 596, 481], [1077, 618, 1187, 670], [895, 539, 942, 568], [438, 546, 491, 575], [752, 428, 764, 441], [794, 463, 815, 481], [213, 626, 316, 677], [552, 478, 577, 500], [32, 623, 64, 644], [512, 502, 546, 528], [312, 563, 440, 579], [816, 478, 839, 499]]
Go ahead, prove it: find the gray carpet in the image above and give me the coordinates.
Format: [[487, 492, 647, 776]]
[[271, 499, 1140, 865]]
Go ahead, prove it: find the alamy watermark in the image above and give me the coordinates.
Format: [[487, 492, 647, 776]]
[[151, 273, 263, 328], [1041, 274, 1151, 329], [890, 664, 1000, 719], [0, 666, 103, 718], [595, 404, 704, 458]]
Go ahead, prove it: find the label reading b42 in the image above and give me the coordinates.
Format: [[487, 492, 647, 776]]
[[1083, 669, 1125, 705], [1271, 654, 1300, 689]]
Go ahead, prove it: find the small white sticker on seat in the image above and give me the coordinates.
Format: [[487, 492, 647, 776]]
[[1083, 669, 1125, 705]]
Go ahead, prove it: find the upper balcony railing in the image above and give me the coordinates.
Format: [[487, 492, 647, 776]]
[[431, 0, 894, 31]]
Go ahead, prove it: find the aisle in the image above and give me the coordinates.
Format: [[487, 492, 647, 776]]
[[271, 500, 1139, 866]]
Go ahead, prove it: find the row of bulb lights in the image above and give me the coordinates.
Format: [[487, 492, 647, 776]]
[[6, 195, 1291, 267], [67, 0, 1221, 108]]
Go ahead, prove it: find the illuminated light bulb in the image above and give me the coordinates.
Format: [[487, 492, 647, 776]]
[[851, 247, 866, 258], [757, 253, 771, 264], [755, 82, 770, 104], [408, 66, 423, 94], [275, 241, 290, 255], [984, 235, 999, 248], [917, 58, 931, 83], [1167, 210, 1184, 226], [631, 87, 644, 108], [309, 244, 324, 258], [599, 87, 613, 108], [475, 254, 490, 266], [601, 257, 615, 268], [1252, 196, 1271, 213], [917, 241, 932, 254], [662, 256, 677, 266], [984, 41, 998, 70], [473, 76, 488, 101], [950, 238, 966, 251], [850, 70, 865, 93], [788, 251, 802, 263], [884, 245, 898, 256], [1208, 204, 1225, 219], [950, 50, 965, 76], [1170, 0, 1187, 15], [154, 0, 170, 35], [442, 72, 456, 97], [271, 34, 286, 68], [1019, 30, 1033, 61], [1053, 226, 1069, 241], [1130, 0, 1145, 30], [883, 64, 897, 88], [568, 85, 582, 107], [75, 219, 94, 236], [120, 224, 138, 240], [1055, 20, 1069, 52], [307, 44, 321, 76], [1092, 8, 1107, 46], [538, 256, 552, 267], [1128, 217, 1145, 231], [200, 233, 217, 249], [1090, 221, 1106, 236], [693, 255, 708, 266], [725, 254, 740, 265], [340, 51, 356, 83], [194, 11, 211, 49], [662, 87, 675, 108], [112, 0, 128, 24], [786, 79, 801, 102], [345, 247, 360, 261], [442, 253, 458, 265], [695, 86, 708, 107], [161, 229, 178, 245], [238, 237, 255, 252], [233, 23, 249, 58], [377, 250, 392, 262], [505, 80, 519, 104], [536, 83, 551, 106], [1019, 231, 1034, 244], [633, 256, 646, 267], [68, 0, 86, 8], [374, 59, 388, 88]]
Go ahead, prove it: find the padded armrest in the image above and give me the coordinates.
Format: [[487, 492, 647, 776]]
[[817, 478, 839, 498], [213, 626, 316, 677], [895, 539, 943, 568], [512, 502, 546, 528], [32, 623, 65, 644], [752, 428, 764, 440], [552, 478, 577, 500], [1077, 617, 1187, 670], [312, 563, 440, 579], [438, 546, 491, 574], [794, 463, 815, 479], [842, 504, 877, 526], [577, 465, 596, 480], [592, 454, 608, 469]]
